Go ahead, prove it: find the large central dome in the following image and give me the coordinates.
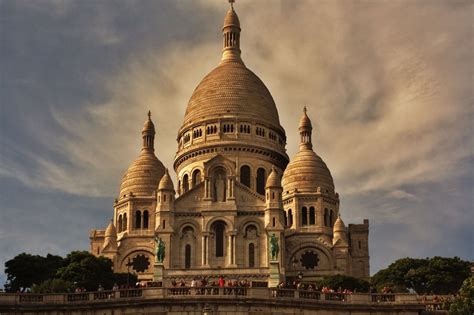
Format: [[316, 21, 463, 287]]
[[181, 61, 281, 131]]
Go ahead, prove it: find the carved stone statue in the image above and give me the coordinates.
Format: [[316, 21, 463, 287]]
[[155, 236, 165, 263], [213, 171, 226, 202], [269, 233, 279, 261]]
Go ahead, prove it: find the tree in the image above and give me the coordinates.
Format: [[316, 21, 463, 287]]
[[56, 251, 116, 291], [4, 253, 64, 292], [317, 275, 370, 292], [31, 279, 74, 294], [449, 276, 474, 315], [371, 257, 471, 294]]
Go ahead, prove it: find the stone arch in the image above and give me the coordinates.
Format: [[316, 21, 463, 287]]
[[239, 164, 251, 188], [178, 220, 201, 235], [119, 248, 154, 272], [191, 168, 202, 187], [237, 218, 264, 234], [204, 216, 234, 232], [182, 173, 189, 192], [287, 241, 334, 270]]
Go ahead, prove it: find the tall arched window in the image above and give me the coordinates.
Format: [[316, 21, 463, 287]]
[[118, 215, 122, 233], [192, 169, 201, 187], [249, 243, 255, 267], [185, 244, 191, 269], [135, 211, 141, 229], [256, 168, 266, 195], [330, 210, 334, 227], [214, 222, 225, 257], [302, 207, 308, 226], [309, 207, 315, 225], [288, 209, 293, 227], [183, 174, 189, 192], [143, 210, 149, 229], [240, 165, 251, 187], [324, 208, 329, 226], [123, 213, 127, 231]]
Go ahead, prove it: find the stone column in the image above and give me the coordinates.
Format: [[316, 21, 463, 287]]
[[201, 234, 209, 267], [204, 177, 212, 200], [226, 231, 237, 267]]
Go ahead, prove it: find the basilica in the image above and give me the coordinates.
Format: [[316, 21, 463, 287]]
[[90, 4, 369, 284]]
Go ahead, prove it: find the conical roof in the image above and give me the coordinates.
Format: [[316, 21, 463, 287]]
[[105, 220, 117, 237], [158, 169, 174, 191], [333, 215, 346, 233], [265, 167, 281, 189]]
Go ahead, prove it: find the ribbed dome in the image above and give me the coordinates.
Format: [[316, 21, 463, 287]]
[[265, 167, 281, 189], [333, 215, 346, 232], [282, 149, 335, 194], [105, 220, 117, 237], [223, 8, 240, 28], [119, 151, 165, 197], [158, 169, 174, 191], [181, 61, 281, 131]]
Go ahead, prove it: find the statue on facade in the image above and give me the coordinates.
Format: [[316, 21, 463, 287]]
[[213, 170, 226, 202], [269, 233, 279, 261], [154, 236, 165, 263]]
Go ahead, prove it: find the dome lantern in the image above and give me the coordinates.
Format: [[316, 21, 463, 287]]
[[299, 107, 313, 150], [142, 110, 155, 152], [221, 1, 242, 63]]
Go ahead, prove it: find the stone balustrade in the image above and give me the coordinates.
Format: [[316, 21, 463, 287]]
[[0, 287, 421, 306]]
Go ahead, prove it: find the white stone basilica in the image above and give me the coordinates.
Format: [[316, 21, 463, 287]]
[[90, 4, 369, 283]]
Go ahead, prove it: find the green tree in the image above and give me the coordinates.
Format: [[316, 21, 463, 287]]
[[56, 251, 116, 291], [317, 275, 370, 292], [372, 257, 471, 294], [31, 279, 74, 294], [449, 276, 474, 315], [4, 253, 64, 292]]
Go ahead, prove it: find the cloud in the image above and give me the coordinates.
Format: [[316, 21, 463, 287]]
[[0, 0, 472, 277]]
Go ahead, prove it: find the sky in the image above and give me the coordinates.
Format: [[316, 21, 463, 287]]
[[0, 0, 472, 287]]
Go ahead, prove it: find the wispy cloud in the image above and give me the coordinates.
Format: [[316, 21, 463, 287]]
[[0, 0, 472, 278]]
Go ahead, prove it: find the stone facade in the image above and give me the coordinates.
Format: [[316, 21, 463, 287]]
[[90, 5, 369, 283]]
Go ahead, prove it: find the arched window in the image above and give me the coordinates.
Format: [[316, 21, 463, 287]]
[[183, 174, 189, 192], [256, 168, 266, 195], [135, 211, 141, 229], [192, 170, 201, 187], [214, 222, 225, 257], [240, 165, 251, 188], [249, 243, 255, 267], [284, 212, 288, 227], [123, 213, 127, 231], [324, 208, 329, 227], [185, 244, 191, 269], [329, 210, 334, 227], [143, 210, 149, 229], [302, 207, 308, 226], [118, 215, 122, 233], [288, 209, 293, 227], [309, 207, 315, 225]]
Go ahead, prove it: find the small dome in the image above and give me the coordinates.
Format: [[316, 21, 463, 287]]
[[105, 220, 117, 237], [265, 167, 281, 189], [142, 111, 155, 135], [158, 169, 174, 191], [223, 8, 240, 28], [333, 215, 346, 233], [282, 149, 335, 194], [119, 151, 166, 197], [299, 107, 312, 130]]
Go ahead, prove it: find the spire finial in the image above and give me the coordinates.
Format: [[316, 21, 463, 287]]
[[303, 106, 307, 114], [229, 0, 235, 9], [148, 110, 151, 119]]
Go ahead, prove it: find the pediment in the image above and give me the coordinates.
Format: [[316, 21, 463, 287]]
[[175, 183, 205, 208], [203, 154, 236, 176], [234, 182, 265, 207]]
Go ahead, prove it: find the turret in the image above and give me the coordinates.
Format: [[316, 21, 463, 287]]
[[333, 214, 348, 246], [102, 220, 118, 254], [156, 169, 175, 233], [264, 167, 284, 230], [221, 1, 242, 63]]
